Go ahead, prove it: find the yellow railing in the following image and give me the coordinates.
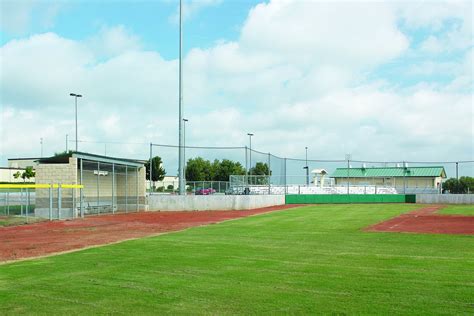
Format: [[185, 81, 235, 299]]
[[0, 184, 84, 189]]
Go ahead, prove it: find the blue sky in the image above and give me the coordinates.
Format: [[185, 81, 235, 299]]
[[1, 0, 263, 58], [0, 0, 473, 177]]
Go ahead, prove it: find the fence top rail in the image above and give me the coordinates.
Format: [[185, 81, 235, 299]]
[[0, 184, 84, 189]]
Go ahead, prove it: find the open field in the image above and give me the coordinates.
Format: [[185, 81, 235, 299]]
[[1, 204, 473, 314], [438, 204, 474, 216]]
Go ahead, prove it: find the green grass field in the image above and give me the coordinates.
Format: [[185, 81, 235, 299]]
[[438, 205, 474, 216], [1, 204, 473, 314]]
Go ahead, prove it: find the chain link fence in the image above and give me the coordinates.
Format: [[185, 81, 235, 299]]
[[73, 141, 473, 195]]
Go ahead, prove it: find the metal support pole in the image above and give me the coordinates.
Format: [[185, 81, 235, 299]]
[[26, 188, 29, 223], [177, 0, 185, 195], [346, 155, 350, 195], [20, 188, 23, 216], [58, 185, 62, 220], [112, 163, 115, 214], [284, 158, 287, 194], [268, 153, 271, 195], [149, 143, 153, 192], [49, 185, 53, 220], [245, 146, 248, 182], [72, 187, 75, 219], [456, 162, 459, 179], [97, 161, 100, 214], [6, 191, 9, 215], [125, 165, 128, 213], [80, 159, 84, 218], [136, 166, 139, 212]]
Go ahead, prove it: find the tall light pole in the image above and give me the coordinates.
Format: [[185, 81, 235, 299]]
[[304, 147, 309, 186], [69, 93, 82, 152], [247, 133, 254, 176], [66, 134, 68, 152], [183, 118, 188, 186], [40, 138, 43, 157], [178, 0, 185, 195]]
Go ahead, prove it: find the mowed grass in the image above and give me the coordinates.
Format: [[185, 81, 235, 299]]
[[1, 204, 473, 315], [438, 204, 474, 216]]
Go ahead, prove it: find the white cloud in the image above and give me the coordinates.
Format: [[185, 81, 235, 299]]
[[1, 0, 473, 173], [87, 25, 142, 58], [0, 0, 65, 34], [169, 0, 222, 23]]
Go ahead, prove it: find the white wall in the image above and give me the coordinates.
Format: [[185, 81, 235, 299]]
[[416, 194, 474, 204], [148, 194, 285, 211]]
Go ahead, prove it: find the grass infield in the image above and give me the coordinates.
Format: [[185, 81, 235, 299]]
[[437, 205, 474, 216], [1, 204, 473, 314]]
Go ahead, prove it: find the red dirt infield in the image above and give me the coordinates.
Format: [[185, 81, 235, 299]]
[[0, 205, 298, 263], [366, 205, 474, 235]]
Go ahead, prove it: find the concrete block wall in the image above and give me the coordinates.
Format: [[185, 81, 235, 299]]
[[35, 158, 78, 200], [148, 194, 285, 211], [416, 194, 474, 204]]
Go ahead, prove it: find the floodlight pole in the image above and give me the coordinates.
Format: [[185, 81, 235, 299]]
[[69, 93, 83, 152], [178, 0, 185, 195], [40, 138, 43, 157], [66, 134, 68, 152], [183, 118, 188, 187]]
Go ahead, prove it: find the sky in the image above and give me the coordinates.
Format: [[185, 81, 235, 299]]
[[0, 0, 473, 177]]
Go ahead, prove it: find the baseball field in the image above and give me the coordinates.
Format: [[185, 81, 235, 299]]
[[1, 204, 473, 314]]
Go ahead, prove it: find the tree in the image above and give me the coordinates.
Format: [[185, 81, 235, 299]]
[[185, 157, 213, 181], [213, 159, 246, 181], [145, 156, 166, 182], [248, 162, 271, 185], [185, 157, 246, 182], [442, 177, 474, 194], [249, 162, 271, 176], [13, 166, 36, 183], [459, 176, 474, 193]]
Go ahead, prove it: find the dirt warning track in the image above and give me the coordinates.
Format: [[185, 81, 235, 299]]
[[0, 205, 298, 263], [366, 205, 474, 235]]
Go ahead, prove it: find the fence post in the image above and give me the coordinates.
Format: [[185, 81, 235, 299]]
[[125, 165, 128, 213], [6, 191, 9, 215], [26, 188, 29, 223], [284, 158, 287, 195], [58, 184, 62, 220], [49, 184, 53, 221], [20, 188, 24, 216], [80, 159, 84, 218]]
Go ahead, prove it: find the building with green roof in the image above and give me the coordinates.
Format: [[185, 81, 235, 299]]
[[331, 166, 446, 189]]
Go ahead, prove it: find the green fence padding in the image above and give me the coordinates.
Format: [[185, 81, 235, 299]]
[[285, 194, 416, 204]]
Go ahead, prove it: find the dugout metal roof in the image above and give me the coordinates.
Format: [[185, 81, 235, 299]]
[[331, 166, 446, 178]]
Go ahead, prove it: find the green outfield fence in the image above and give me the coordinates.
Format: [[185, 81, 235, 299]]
[[285, 194, 416, 204]]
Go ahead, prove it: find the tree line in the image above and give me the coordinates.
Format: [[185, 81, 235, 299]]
[[442, 177, 474, 194], [145, 156, 270, 182]]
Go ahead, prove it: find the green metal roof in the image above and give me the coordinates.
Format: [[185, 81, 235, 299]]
[[331, 166, 446, 178]]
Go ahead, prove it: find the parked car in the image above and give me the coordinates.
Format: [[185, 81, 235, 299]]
[[195, 188, 216, 195]]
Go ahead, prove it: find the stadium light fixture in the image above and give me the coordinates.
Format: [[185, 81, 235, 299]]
[[69, 93, 83, 152]]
